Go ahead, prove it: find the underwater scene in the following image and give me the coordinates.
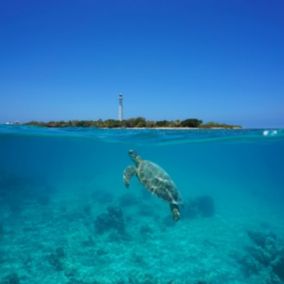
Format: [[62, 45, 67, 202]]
[[0, 126, 284, 284]]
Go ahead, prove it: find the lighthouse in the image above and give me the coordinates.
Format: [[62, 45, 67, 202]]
[[118, 94, 123, 121]]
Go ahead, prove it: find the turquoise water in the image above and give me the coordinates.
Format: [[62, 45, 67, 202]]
[[0, 126, 284, 284]]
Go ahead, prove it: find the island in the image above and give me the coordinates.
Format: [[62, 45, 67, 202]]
[[25, 118, 241, 129]]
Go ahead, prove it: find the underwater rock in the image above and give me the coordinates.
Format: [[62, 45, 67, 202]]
[[137, 203, 158, 218], [0, 250, 5, 265], [237, 229, 284, 281], [272, 256, 284, 281], [83, 204, 92, 216], [2, 273, 20, 284], [118, 193, 139, 207], [66, 279, 100, 284], [128, 272, 160, 284], [108, 230, 131, 242], [0, 173, 53, 213], [94, 206, 125, 235], [247, 230, 277, 249], [246, 229, 279, 262], [131, 252, 146, 266], [245, 245, 271, 267], [0, 222, 3, 239], [91, 190, 113, 204], [35, 184, 55, 206], [235, 252, 261, 277], [81, 235, 95, 247], [36, 193, 50, 206], [139, 224, 153, 236], [95, 248, 107, 256], [47, 246, 65, 271], [183, 195, 215, 219], [196, 196, 215, 217], [247, 230, 267, 248]]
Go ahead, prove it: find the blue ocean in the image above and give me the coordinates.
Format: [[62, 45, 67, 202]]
[[0, 126, 284, 284]]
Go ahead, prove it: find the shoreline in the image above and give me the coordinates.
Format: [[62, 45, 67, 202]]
[[100, 127, 242, 130], [0, 124, 242, 130]]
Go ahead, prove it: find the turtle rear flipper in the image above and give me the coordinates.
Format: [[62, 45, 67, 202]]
[[123, 165, 136, 188], [170, 203, 180, 221]]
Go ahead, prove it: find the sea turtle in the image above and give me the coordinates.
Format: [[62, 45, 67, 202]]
[[123, 149, 181, 221]]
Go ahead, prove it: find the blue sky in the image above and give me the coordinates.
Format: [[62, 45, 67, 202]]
[[0, 0, 283, 127]]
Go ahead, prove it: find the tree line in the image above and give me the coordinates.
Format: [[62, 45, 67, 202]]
[[26, 118, 240, 129]]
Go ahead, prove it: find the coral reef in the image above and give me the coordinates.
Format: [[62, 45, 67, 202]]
[[128, 273, 160, 284], [0, 222, 3, 240], [236, 229, 284, 282], [35, 184, 55, 206], [139, 224, 153, 236], [247, 230, 277, 249], [47, 247, 66, 271], [91, 189, 113, 204], [94, 206, 126, 235], [273, 256, 284, 282], [0, 173, 53, 212], [2, 273, 20, 284], [183, 195, 215, 219], [118, 193, 139, 207], [66, 279, 100, 284]]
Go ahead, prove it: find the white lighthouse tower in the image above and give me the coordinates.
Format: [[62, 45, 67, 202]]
[[118, 93, 123, 121]]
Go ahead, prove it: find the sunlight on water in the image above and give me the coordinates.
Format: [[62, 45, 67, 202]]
[[0, 126, 284, 283]]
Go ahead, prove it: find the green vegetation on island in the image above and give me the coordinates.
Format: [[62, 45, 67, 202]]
[[26, 118, 241, 129]]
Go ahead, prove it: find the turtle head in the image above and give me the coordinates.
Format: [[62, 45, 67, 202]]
[[128, 149, 142, 165]]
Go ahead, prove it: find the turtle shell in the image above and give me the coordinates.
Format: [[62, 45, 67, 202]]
[[137, 160, 179, 204]]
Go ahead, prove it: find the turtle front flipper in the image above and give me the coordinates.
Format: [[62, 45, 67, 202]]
[[123, 165, 136, 188], [169, 203, 180, 221]]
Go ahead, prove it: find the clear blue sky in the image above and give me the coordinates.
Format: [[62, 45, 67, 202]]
[[0, 0, 283, 127]]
